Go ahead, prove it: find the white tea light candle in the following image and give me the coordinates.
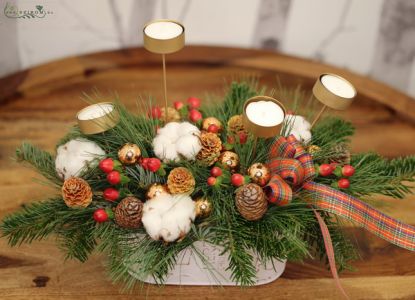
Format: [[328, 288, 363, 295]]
[[321, 74, 356, 99], [77, 102, 119, 135], [77, 103, 114, 120], [246, 101, 285, 127], [144, 21, 183, 40]]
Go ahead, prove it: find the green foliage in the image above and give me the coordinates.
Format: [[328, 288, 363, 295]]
[[2, 81, 414, 289]]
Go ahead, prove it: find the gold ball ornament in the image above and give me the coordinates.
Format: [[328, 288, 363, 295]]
[[118, 143, 141, 165], [219, 151, 240, 170], [248, 163, 271, 187], [62, 177, 93, 208], [307, 145, 321, 156], [167, 167, 196, 194], [146, 183, 169, 199], [194, 198, 212, 218], [161, 107, 181, 122], [202, 117, 222, 132]]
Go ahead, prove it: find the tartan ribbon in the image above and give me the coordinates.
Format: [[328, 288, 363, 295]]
[[265, 135, 415, 251]]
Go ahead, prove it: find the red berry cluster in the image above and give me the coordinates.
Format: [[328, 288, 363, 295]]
[[317, 163, 355, 189], [141, 157, 162, 173], [207, 166, 250, 188], [149, 96, 203, 123]]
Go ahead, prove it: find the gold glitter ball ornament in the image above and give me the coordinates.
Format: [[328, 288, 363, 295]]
[[219, 151, 240, 170], [248, 163, 271, 187], [146, 183, 169, 199], [114, 196, 144, 229], [167, 167, 196, 194], [161, 107, 181, 122], [235, 183, 268, 221], [118, 143, 141, 165], [62, 177, 93, 208], [307, 145, 321, 156], [194, 198, 212, 218], [202, 117, 222, 132]]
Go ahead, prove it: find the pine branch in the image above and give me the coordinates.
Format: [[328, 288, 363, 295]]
[[16, 142, 62, 186]]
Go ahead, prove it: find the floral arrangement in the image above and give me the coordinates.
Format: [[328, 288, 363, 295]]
[[1, 81, 414, 291]]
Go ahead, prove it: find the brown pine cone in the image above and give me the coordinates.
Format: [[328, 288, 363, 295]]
[[235, 183, 268, 221], [329, 143, 351, 165], [167, 167, 195, 194], [161, 107, 181, 122], [115, 197, 144, 228], [196, 132, 222, 166], [62, 177, 93, 208], [227, 115, 247, 135]]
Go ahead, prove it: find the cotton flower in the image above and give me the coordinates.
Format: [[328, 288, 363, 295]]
[[142, 194, 196, 242], [282, 115, 312, 143], [55, 139, 105, 180], [153, 122, 201, 162]]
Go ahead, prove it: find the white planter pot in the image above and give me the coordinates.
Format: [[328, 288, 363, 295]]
[[129, 241, 286, 286]]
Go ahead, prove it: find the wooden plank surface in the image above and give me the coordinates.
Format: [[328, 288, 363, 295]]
[[0, 46, 414, 299]]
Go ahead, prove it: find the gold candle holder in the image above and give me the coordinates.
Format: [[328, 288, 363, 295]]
[[143, 20, 185, 122], [77, 102, 119, 135], [311, 73, 357, 127], [243, 96, 286, 156]]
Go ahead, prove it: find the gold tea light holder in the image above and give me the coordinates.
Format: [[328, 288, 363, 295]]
[[311, 73, 357, 128], [77, 102, 119, 135], [242, 95, 286, 155], [143, 19, 185, 122]]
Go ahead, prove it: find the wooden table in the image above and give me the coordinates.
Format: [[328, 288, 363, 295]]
[[0, 46, 414, 300]]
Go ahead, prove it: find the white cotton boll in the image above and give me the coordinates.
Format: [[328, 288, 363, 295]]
[[176, 135, 201, 160], [179, 122, 200, 135], [283, 115, 312, 143], [158, 122, 180, 141], [300, 130, 312, 144], [142, 194, 196, 242], [152, 121, 203, 162], [55, 139, 105, 180]]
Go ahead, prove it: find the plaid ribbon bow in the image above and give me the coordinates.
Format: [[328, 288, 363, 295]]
[[265, 135, 415, 299], [265, 135, 415, 251]]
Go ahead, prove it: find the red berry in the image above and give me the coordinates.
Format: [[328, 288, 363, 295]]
[[207, 177, 217, 186], [107, 171, 121, 185], [207, 124, 219, 133], [231, 173, 245, 187], [338, 178, 350, 189], [93, 208, 109, 223], [227, 136, 235, 144], [141, 157, 150, 169], [150, 106, 162, 119], [187, 97, 201, 109], [210, 166, 222, 177], [238, 132, 248, 144], [342, 165, 355, 177], [319, 164, 333, 177], [173, 101, 184, 110], [103, 187, 119, 201], [99, 158, 114, 173], [147, 158, 161, 172], [189, 109, 202, 122]]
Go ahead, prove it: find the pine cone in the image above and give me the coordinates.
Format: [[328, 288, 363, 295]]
[[115, 197, 144, 228], [196, 132, 222, 166], [62, 177, 93, 208], [227, 115, 246, 135], [329, 143, 351, 165], [235, 183, 268, 221], [161, 107, 181, 122], [167, 167, 195, 194]]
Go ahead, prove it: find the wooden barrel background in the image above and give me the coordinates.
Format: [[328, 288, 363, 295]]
[[0, 46, 414, 299]]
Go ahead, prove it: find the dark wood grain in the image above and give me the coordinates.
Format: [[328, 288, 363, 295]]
[[0, 46, 414, 300]]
